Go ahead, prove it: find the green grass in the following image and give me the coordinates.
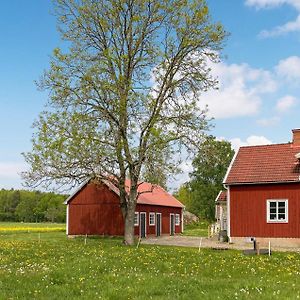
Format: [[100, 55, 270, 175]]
[[1, 227, 300, 299], [182, 221, 210, 237], [0, 221, 65, 233]]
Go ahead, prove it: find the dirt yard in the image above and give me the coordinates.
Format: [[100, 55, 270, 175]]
[[141, 235, 300, 253]]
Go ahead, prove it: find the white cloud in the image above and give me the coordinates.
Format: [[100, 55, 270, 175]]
[[246, 0, 300, 37], [0, 162, 25, 179], [256, 116, 280, 126], [230, 135, 272, 151], [275, 95, 297, 112], [276, 56, 300, 81], [259, 15, 300, 37], [246, 0, 300, 10], [199, 62, 277, 119]]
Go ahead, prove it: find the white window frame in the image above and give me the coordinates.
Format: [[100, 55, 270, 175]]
[[134, 212, 139, 226], [149, 212, 155, 226], [266, 199, 288, 223], [175, 214, 180, 226]]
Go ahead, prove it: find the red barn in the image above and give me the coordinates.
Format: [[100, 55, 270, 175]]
[[224, 129, 300, 247], [65, 179, 184, 237]]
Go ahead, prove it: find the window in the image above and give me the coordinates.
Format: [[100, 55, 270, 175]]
[[267, 200, 288, 223], [175, 214, 180, 226], [149, 212, 155, 226], [134, 212, 139, 226]]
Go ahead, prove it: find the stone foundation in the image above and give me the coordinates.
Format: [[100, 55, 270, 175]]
[[230, 237, 300, 249]]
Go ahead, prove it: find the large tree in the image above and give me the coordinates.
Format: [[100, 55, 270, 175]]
[[188, 136, 234, 220], [23, 0, 226, 244]]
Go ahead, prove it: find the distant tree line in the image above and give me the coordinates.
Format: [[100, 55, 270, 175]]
[[174, 136, 234, 222], [0, 189, 67, 223]]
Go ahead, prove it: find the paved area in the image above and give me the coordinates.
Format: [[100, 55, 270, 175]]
[[141, 235, 300, 252]]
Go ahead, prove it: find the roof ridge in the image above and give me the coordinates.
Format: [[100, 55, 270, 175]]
[[239, 142, 291, 149]]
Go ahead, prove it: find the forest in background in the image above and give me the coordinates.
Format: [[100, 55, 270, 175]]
[[0, 189, 67, 223], [174, 137, 234, 221]]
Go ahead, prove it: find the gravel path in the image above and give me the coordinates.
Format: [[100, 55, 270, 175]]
[[141, 235, 300, 252], [141, 235, 248, 250]]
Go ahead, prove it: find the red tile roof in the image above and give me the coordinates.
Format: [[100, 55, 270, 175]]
[[215, 191, 227, 202], [133, 181, 184, 208], [66, 179, 184, 208], [224, 143, 300, 185]]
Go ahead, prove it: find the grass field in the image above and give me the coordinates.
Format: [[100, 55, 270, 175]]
[[0, 222, 65, 233], [1, 223, 300, 299], [182, 221, 210, 237]]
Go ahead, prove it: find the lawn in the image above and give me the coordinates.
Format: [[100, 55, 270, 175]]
[[182, 221, 210, 237], [0, 224, 300, 299]]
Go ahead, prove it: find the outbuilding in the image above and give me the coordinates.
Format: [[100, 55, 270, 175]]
[[65, 179, 184, 237], [215, 191, 227, 231], [224, 129, 300, 247]]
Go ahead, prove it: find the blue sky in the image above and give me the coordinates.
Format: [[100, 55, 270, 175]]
[[0, 0, 300, 190]]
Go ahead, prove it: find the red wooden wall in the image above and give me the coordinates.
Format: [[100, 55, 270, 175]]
[[230, 183, 300, 238], [68, 183, 182, 236], [68, 183, 124, 235], [134, 205, 182, 236]]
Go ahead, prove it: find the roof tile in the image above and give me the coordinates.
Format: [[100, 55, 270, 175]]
[[225, 143, 300, 185]]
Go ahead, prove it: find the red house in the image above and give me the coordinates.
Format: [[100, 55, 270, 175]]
[[224, 129, 300, 247], [65, 179, 184, 237]]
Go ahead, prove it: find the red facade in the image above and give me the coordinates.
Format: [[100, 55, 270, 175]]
[[67, 182, 183, 236], [230, 183, 300, 238]]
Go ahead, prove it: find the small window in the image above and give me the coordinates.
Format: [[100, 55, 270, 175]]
[[267, 200, 288, 223], [134, 212, 139, 226], [175, 214, 180, 226], [149, 212, 155, 226]]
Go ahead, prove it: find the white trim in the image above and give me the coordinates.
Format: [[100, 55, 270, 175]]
[[155, 213, 162, 236], [140, 212, 147, 237], [134, 212, 139, 226], [175, 213, 180, 226], [66, 204, 69, 235], [215, 190, 222, 202], [225, 180, 300, 186], [223, 149, 239, 184], [149, 212, 155, 226], [170, 213, 175, 235], [266, 199, 288, 223]]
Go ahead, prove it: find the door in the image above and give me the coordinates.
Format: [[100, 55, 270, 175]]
[[140, 212, 146, 238], [156, 213, 161, 237], [170, 214, 175, 236]]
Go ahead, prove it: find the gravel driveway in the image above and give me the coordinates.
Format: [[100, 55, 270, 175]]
[[141, 235, 248, 250], [141, 235, 300, 252]]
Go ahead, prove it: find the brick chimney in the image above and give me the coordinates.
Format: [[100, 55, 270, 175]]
[[292, 129, 300, 146]]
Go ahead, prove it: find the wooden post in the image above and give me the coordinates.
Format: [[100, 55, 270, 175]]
[[256, 242, 260, 255], [198, 237, 203, 253], [136, 237, 141, 249], [268, 240, 271, 256], [84, 234, 87, 245]]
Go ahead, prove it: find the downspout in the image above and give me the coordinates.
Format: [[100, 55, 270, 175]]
[[223, 184, 230, 243], [222, 149, 239, 244]]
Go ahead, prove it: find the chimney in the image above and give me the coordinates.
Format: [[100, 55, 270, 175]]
[[292, 129, 300, 147]]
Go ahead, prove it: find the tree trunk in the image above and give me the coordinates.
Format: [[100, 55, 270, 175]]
[[123, 181, 138, 245], [124, 203, 135, 245]]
